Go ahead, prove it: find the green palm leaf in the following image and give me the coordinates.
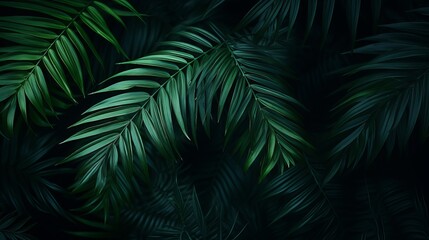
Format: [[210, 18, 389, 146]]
[[329, 9, 429, 178], [132, 164, 246, 240], [0, 0, 428, 239], [146, 186, 245, 240], [238, 0, 380, 44], [238, 0, 290, 39], [0, 132, 68, 217], [61, 26, 222, 218], [212, 40, 311, 179], [69, 156, 247, 239], [0, 0, 140, 134], [259, 162, 342, 239]]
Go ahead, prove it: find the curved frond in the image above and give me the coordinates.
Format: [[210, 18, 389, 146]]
[[146, 187, 245, 240], [329, 10, 429, 177], [0, 132, 68, 216], [1, 0, 428, 239], [204, 157, 250, 211], [238, 0, 380, 44], [122, 169, 180, 238], [170, 35, 311, 178], [259, 163, 342, 239], [0, 0, 140, 134], [118, 157, 246, 240], [238, 0, 290, 39], [71, 157, 247, 239], [62, 26, 222, 217], [215, 40, 311, 179]]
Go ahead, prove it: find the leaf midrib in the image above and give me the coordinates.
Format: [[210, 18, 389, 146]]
[[224, 42, 295, 165], [19, 0, 95, 91], [102, 43, 226, 157], [226, 42, 341, 226], [338, 70, 429, 156]]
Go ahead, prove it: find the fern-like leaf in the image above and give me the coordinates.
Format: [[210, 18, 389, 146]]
[[0, 0, 140, 134], [238, 0, 379, 44], [212, 40, 311, 179], [0, 132, 68, 216], [329, 9, 429, 178], [259, 163, 342, 239], [61, 26, 222, 218]]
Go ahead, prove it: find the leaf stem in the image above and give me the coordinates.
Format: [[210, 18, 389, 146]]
[[20, 0, 95, 94], [103, 43, 226, 156]]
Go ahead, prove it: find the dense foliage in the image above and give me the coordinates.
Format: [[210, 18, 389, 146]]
[[1, 0, 429, 239]]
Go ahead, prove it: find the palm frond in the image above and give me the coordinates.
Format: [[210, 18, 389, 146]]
[[61, 26, 223, 218], [73, 157, 247, 239], [125, 161, 247, 240], [201, 156, 250, 212], [162, 32, 311, 178], [172, 0, 228, 25], [0, 132, 68, 217], [237, 0, 290, 41], [146, 186, 244, 240], [122, 166, 181, 238], [258, 163, 342, 239], [329, 9, 429, 178], [0, 0, 140, 134], [121, 20, 167, 60], [0, 211, 34, 240], [215, 40, 311, 179], [1, 0, 428, 239], [238, 0, 381, 44]]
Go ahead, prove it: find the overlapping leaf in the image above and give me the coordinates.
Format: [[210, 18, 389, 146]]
[[238, 0, 290, 40], [329, 11, 429, 177], [76, 154, 248, 239], [259, 164, 342, 239], [0, 0, 140, 134], [238, 0, 380, 43], [0, 0, 428, 239], [0, 132, 68, 217], [210, 41, 311, 179], [62, 26, 223, 217], [184, 37, 310, 178]]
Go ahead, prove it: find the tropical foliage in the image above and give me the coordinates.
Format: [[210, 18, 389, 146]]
[[0, 0, 428, 239]]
